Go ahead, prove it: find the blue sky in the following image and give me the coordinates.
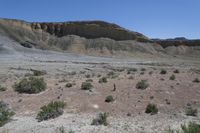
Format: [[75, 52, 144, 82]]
[[0, 0, 199, 39]]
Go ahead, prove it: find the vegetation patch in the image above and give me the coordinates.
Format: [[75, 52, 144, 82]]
[[36, 101, 65, 122], [14, 77, 46, 94], [31, 69, 46, 76], [136, 80, 149, 90], [173, 69, 180, 73], [91, 112, 109, 126], [105, 95, 114, 103], [193, 78, 200, 83], [86, 79, 93, 82], [160, 69, 167, 74], [169, 122, 200, 133], [0, 85, 7, 91], [81, 82, 93, 90], [99, 77, 107, 83], [65, 83, 73, 88], [145, 103, 158, 115], [0, 101, 15, 127], [185, 107, 198, 117], [127, 68, 137, 74], [169, 74, 176, 80]]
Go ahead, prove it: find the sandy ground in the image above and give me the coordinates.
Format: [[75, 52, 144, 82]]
[[0, 36, 200, 133]]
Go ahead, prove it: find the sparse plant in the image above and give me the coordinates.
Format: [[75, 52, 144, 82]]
[[193, 78, 200, 83], [136, 80, 149, 90], [160, 69, 167, 74], [31, 69, 46, 76], [105, 95, 114, 103], [149, 71, 153, 75], [185, 107, 198, 117], [170, 74, 176, 80], [0, 101, 15, 127], [81, 82, 93, 90], [127, 68, 137, 74], [99, 77, 107, 83], [174, 69, 180, 73], [141, 68, 146, 71], [69, 71, 76, 75], [128, 76, 134, 79], [91, 112, 109, 126], [14, 77, 46, 94], [36, 101, 65, 122], [85, 74, 91, 78], [145, 103, 158, 115], [0, 85, 7, 91], [86, 79, 93, 82], [65, 83, 73, 88]]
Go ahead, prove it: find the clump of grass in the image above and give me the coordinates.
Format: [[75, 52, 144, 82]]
[[0, 101, 15, 127], [105, 95, 114, 103], [141, 68, 146, 71], [193, 78, 200, 83], [136, 80, 149, 90], [174, 69, 180, 73], [14, 77, 46, 94], [185, 107, 198, 117], [85, 74, 91, 78], [86, 79, 93, 82], [31, 69, 46, 76], [171, 122, 200, 133], [81, 82, 93, 90], [160, 69, 167, 74], [91, 112, 109, 126], [65, 83, 73, 88], [99, 77, 107, 83], [127, 68, 137, 74], [0, 85, 7, 91], [145, 103, 158, 115], [36, 101, 65, 122], [170, 74, 176, 80]]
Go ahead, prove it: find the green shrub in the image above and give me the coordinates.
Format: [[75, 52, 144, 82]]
[[185, 107, 198, 117], [145, 103, 158, 115], [91, 112, 109, 126], [65, 83, 73, 88], [136, 80, 149, 90], [141, 68, 146, 71], [105, 95, 114, 103], [0, 101, 15, 127], [180, 122, 200, 133], [193, 78, 200, 83], [81, 82, 93, 90], [160, 69, 167, 74], [85, 74, 91, 78], [36, 101, 65, 122], [99, 77, 107, 83], [174, 69, 180, 73], [0, 85, 7, 91], [31, 69, 46, 76], [14, 77, 46, 94], [86, 79, 93, 82], [127, 68, 137, 74], [170, 74, 176, 80]]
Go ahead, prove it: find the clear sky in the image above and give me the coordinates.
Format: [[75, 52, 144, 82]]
[[0, 0, 199, 39]]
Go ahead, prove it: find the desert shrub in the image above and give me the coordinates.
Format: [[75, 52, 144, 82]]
[[36, 101, 65, 122], [105, 95, 114, 103], [14, 77, 46, 94], [174, 69, 180, 73], [128, 76, 134, 79], [86, 79, 93, 82], [141, 68, 146, 71], [0, 85, 7, 91], [99, 77, 107, 83], [193, 78, 200, 83], [170, 74, 176, 80], [65, 83, 73, 88], [68, 71, 76, 75], [127, 68, 137, 74], [149, 71, 153, 75], [85, 74, 91, 78], [160, 69, 167, 74], [145, 103, 158, 115], [107, 71, 115, 77], [0, 101, 15, 127], [81, 82, 93, 90], [97, 74, 101, 77], [136, 80, 149, 90], [185, 107, 198, 117], [91, 112, 109, 126], [180, 122, 200, 133], [32, 69, 46, 76]]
